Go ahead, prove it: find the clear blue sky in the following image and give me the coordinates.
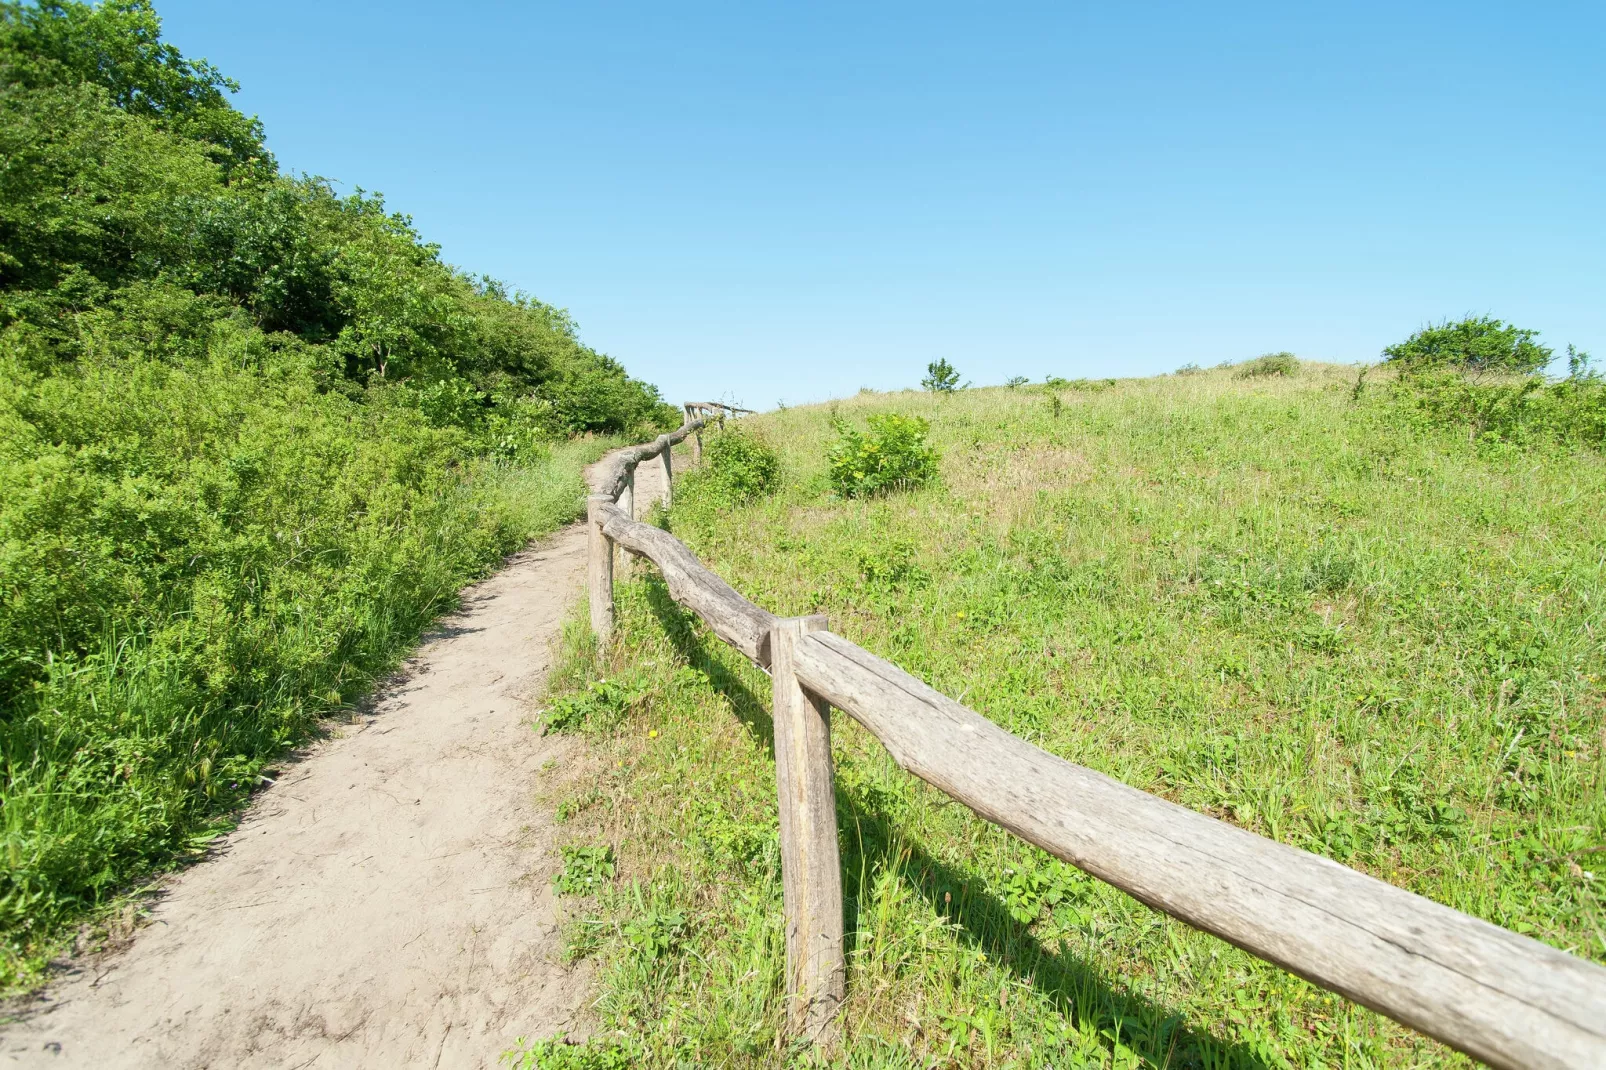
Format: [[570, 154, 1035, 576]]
[[155, 1, 1603, 409]]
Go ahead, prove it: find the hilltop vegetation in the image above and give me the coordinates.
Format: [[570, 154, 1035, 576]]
[[0, 0, 671, 985], [534, 362, 1604, 1067]]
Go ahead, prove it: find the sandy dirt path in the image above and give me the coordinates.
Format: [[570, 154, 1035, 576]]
[[0, 452, 668, 1069]]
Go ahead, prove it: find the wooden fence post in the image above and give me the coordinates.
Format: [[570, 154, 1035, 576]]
[[658, 436, 674, 507], [586, 494, 614, 641], [616, 469, 636, 577], [619, 467, 635, 520], [770, 614, 845, 1045]]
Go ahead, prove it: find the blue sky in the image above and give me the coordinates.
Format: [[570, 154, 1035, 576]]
[[155, 1, 1603, 409]]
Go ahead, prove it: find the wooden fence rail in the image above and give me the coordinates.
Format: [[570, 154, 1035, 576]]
[[584, 409, 1606, 1068]]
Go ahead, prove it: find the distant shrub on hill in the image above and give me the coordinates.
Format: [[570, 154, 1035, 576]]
[[702, 425, 780, 501], [1377, 319, 1605, 449], [827, 412, 938, 498], [1234, 352, 1299, 378], [1386, 349, 1605, 449], [1384, 316, 1551, 377]]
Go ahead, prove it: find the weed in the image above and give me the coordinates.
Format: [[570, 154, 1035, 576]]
[[542, 679, 633, 735], [554, 845, 616, 896]]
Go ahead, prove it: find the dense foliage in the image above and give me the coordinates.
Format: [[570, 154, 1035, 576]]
[[1379, 320, 1605, 449], [826, 412, 939, 497], [1383, 316, 1552, 376], [0, 0, 669, 984], [536, 366, 1603, 1067], [693, 425, 780, 502]]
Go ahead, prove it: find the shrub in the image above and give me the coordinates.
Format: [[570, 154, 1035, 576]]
[[1234, 352, 1299, 379], [1174, 363, 1202, 376], [1004, 376, 1028, 389], [1383, 317, 1551, 377], [827, 413, 939, 498], [1388, 368, 1606, 448], [922, 358, 961, 393], [701, 425, 780, 501]]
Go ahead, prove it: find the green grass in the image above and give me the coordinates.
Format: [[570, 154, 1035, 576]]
[[528, 364, 1604, 1068], [0, 433, 613, 991]]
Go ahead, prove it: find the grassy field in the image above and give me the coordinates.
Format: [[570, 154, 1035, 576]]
[[528, 364, 1604, 1068]]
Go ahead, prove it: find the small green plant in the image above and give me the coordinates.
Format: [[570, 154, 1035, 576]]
[[1047, 393, 1063, 418], [617, 882, 689, 965], [1044, 375, 1071, 388], [1234, 352, 1299, 378], [922, 358, 962, 393], [859, 538, 926, 587], [501, 1035, 644, 1069], [1174, 363, 1202, 376], [827, 413, 939, 498], [701, 425, 780, 501], [1004, 376, 1029, 389], [542, 679, 631, 734], [554, 844, 616, 896]]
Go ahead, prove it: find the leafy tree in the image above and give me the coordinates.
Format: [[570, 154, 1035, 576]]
[[1382, 316, 1552, 377], [0, 0, 270, 176], [922, 358, 961, 393]]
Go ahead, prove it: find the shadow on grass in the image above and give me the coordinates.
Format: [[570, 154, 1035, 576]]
[[634, 572, 1276, 1070], [642, 575, 775, 758]]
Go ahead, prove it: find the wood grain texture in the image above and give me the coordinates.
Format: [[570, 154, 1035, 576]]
[[788, 630, 1606, 1070], [770, 616, 845, 1043], [658, 436, 674, 507], [594, 501, 777, 666], [584, 495, 614, 641]]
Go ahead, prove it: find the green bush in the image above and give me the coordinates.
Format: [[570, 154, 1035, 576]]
[[1387, 366, 1606, 448], [827, 413, 939, 498], [701, 425, 780, 501], [1234, 352, 1299, 378], [1383, 316, 1552, 376]]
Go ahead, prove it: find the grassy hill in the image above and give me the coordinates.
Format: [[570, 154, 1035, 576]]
[[533, 363, 1604, 1068]]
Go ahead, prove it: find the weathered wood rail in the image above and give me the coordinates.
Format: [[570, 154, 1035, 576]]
[[585, 406, 1606, 1068]]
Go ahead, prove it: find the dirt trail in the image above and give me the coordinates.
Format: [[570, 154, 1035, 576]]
[[1, 453, 667, 1069]]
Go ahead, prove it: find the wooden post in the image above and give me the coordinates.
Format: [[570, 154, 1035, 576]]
[[770, 614, 845, 1045], [659, 436, 674, 507], [619, 467, 635, 520], [616, 469, 636, 577], [586, 494, 614, 641]]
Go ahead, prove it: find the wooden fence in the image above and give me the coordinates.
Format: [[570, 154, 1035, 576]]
[[583, 405, 1606, 1069]]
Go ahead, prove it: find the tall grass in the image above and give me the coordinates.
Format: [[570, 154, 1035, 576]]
[[0, 424, 611, 990], [529, 365, 1604, 1067]]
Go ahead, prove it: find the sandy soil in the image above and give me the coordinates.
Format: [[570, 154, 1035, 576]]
[[0, 453, 667, 1068]]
